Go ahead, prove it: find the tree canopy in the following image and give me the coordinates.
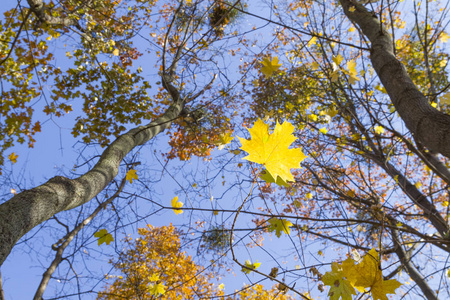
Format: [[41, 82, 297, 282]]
[[1, 0, 450, 299]]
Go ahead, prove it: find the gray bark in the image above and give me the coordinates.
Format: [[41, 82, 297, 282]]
[[0, 101, 184, 267], [391, 229, 438, 300], [339, 0, 450, 159]]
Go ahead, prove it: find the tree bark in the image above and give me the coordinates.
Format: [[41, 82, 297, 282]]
[[0, 101, 184, 267], [339, 0, 450, 159]]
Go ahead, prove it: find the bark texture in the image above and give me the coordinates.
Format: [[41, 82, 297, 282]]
[[0, 101, 183, 267], [340, 0, 450, 159]]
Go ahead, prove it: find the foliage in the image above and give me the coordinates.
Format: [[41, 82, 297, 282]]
[[2, 0, 450, 299], [97, 224, 218, 299]]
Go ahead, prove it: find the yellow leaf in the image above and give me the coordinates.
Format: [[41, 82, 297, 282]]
[[94, 229, 114, 245], [440, 32, 450, 43], [10, 188, 16, 195], [126, 169, 138, 183], [218, 283, 225, 290], [214, 132, 234, 149], [307, 36, 317, 47], [267, 218, 293, 237], [348, 26, 355, 32], [148, 282, 166, 296], [8, 152, 18, 164], [112, 48, 120, 56], [322, 262, 356, 300], [332, 54, 344, 66], [374, 125, 384, 135], [443, 201, 449, 207], [171, 196, 184, 215], [349, 6, 356, 12], [319, 127, 328, 134], [261, 56, 282, 78], [242, 259, 261, 274], [238, 119, 306, 182]]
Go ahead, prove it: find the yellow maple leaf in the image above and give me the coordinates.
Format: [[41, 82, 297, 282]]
[[242, 259, 261, 274], [171, 196, 184, 215], [214, 132, 234, 149], [261, 56, 282, 78], [347, 60, 360, 84], [112, 48, 119, 56], [349, 6, 356, 12], [322, 262, 356, 300], [148, 282, 166, 296], [8, 152, 18, 164], [332, 54, 344, 66], [440, 32, 450, 43], [355, 249, 401, 300], [126, 169, 138, 183], [267, 218, 293, 237], [238, 119, 306, 182], [307, 36, 317, 47]]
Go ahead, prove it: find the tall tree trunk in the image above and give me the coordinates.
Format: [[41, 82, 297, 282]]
[[339, 0, 450, 158]]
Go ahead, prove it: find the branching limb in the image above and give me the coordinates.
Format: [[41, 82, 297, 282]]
[[391, 228, 438, 300], [33, 177, 127, 300]]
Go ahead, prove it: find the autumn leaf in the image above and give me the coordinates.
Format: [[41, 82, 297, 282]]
[[148, 282, 166, 296], [267, 218, 293, 237], [355, 249, 401, 300], [238, 119, 306, 182], [374, 125, 384, 135], [171, 196, 184, 214], [112, 48, 119, 56], [261, 56, 282, 78], [347, 60, 360, 84], [440, 32, 450, 43], [94, 229, 114, 245], [126, 169, 138, 183], [8, 152, 18, 164], [322, 262, 356, 300], [214, 132, 234, 150], [242, 259, 261, 274]]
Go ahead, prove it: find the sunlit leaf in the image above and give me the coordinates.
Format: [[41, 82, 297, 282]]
[[238, 119, 306, 182], [261, 57, 282, 78], [171, 196, 184, 215]]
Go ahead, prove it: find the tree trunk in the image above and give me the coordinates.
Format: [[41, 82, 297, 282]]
[[339, 0, 450, 159]]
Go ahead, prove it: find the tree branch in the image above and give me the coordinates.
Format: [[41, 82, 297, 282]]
[[391, 228, 438, 300], [339, 0, 450, 159]]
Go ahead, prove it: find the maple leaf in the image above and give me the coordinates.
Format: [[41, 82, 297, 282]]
[[148, 282, 166, 296], [112, 48, 119, 56], [354, 249, 401, 300], [322, 262, 356, 300], [171, 196, 184, 215], [238, 119, 306, 182], [214, 132, 234, 150], [267, 218, 293, 237], [8, 152, 18, 164], [242, 259, 261, 274], [94, 229, 114, 245], [126, 169, 138, 183], [261, 56, 282, 78]]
